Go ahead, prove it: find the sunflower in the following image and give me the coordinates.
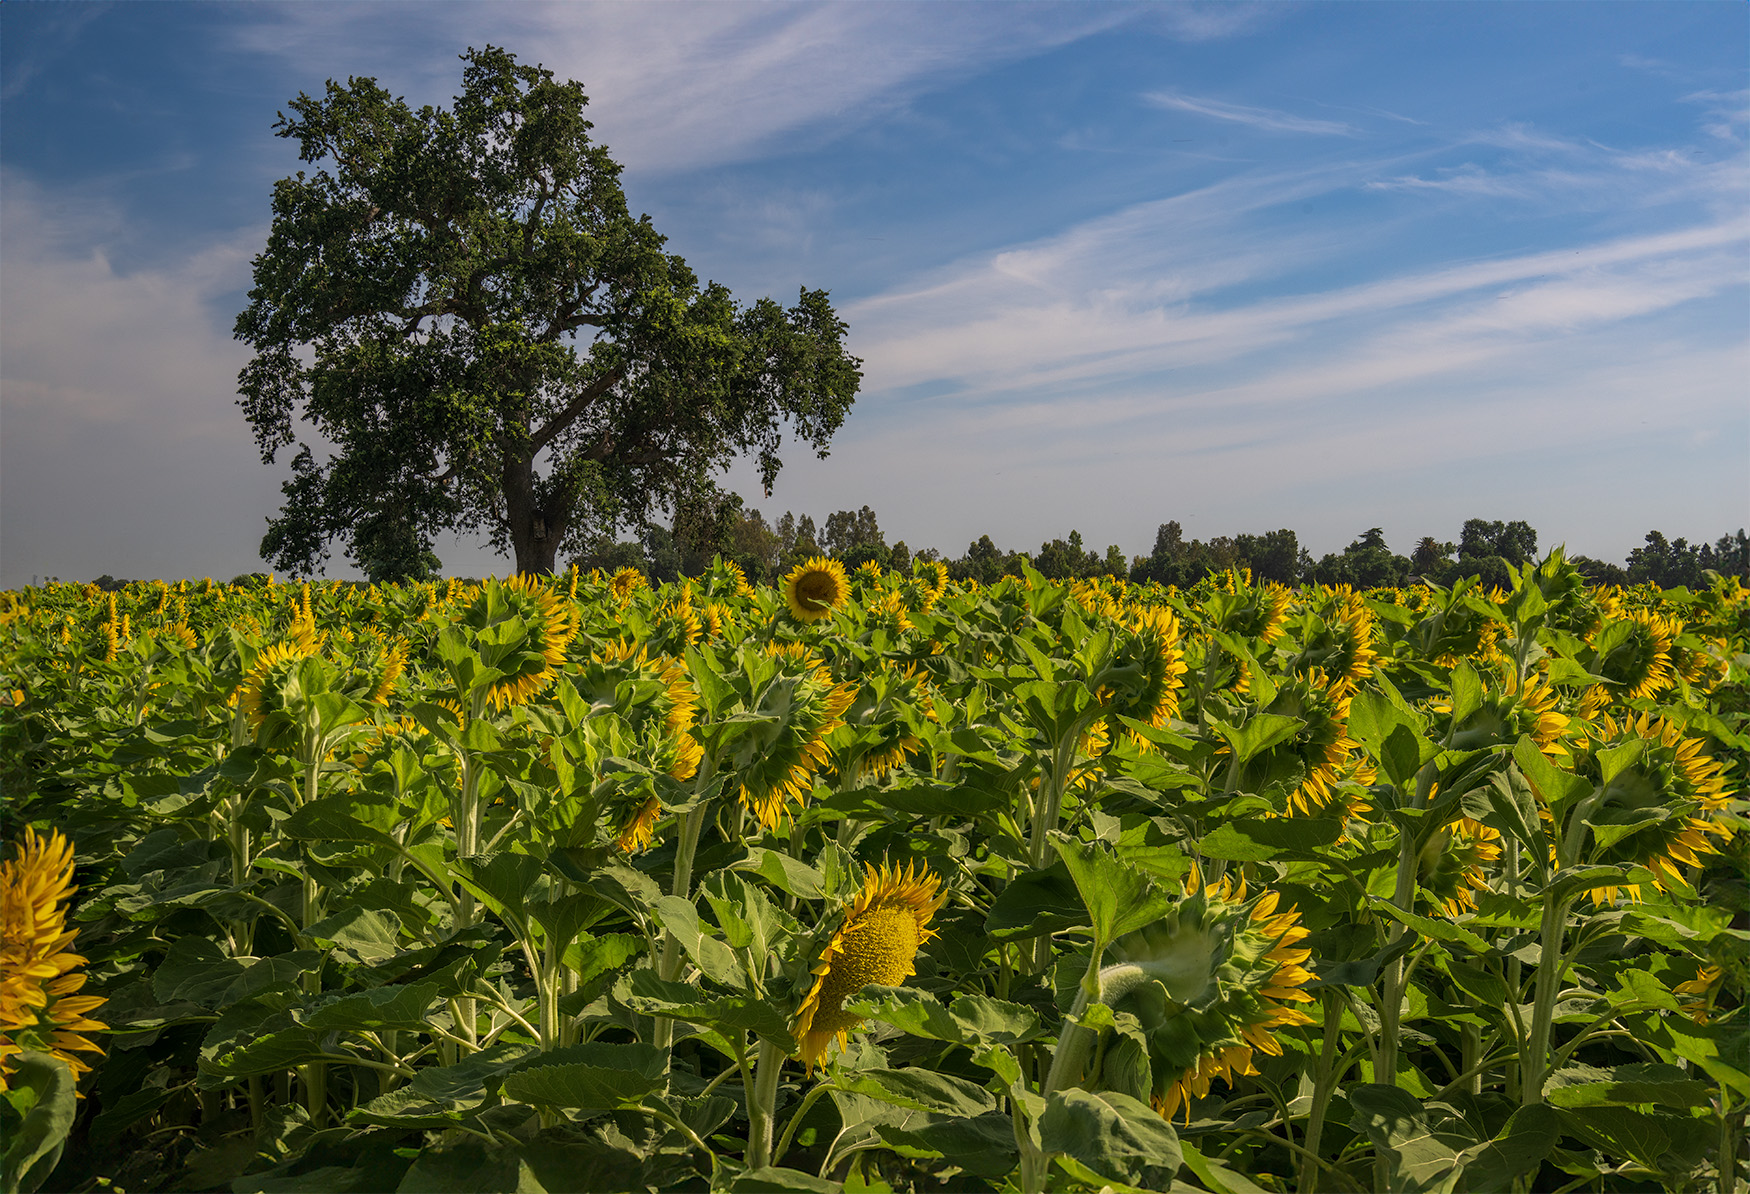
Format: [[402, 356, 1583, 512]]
[[1206, 576, 1293, 645], [1235, 668, 1362, 819], [1569, 711, 1735, 905], [731, 646, 858, 828], [1297, 591, 1378, 699], [569, 643, 701, 780], [1672, 964, 1725, 1025], [616, 795, 664, 854], [610, 567, 647, 604], [1093, 868, 1313, 1124], [791, 861, 946, 1070], [1417, 815, 1502, 917], [1588, 610, 1681, 702], [783, 557, 850, 624], [0, 829, 107, 1088], [835, 664, 933, 782], [1099, 605, 1189, 747], [866, 588, 913, 635], [1434, 668, 1571, 761], [240, 640, 316, 733], [458, 575, 577, 710]]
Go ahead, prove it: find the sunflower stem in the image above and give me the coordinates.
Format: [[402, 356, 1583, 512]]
[[1298, 989, 1345, 1194], [1520, 889, 1575, 1107], [747, 1038, 784, 1170]]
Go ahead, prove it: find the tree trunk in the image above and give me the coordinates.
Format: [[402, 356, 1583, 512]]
[[501, 451, 564, 576]]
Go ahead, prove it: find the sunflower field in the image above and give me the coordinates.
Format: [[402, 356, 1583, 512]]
[[0, 553, 1745, 1194]]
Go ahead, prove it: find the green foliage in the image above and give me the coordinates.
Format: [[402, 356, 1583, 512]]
[[236, 46, 861, 578]]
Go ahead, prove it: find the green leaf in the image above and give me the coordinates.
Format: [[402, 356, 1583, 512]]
[[1446, 662, 1483, 729], [500, 1041, 668, 1111], [833, 1068, 996, 1117], [868, 1110, 1021, 1180], [845, 986, 1044, 1048], [560, 932, 644, 986], [729, 1168, 843, 1193], [1179, 1141, 1270, 1194], [743, 847, 825, 900], [1350, 690, 1439, 787], [1452, 1104, 1560, 1194], [1555, 1106, 1673, 1171], [625, 972, 795, 1049], [1369, 900, 1488, 952], [1512, 739, 1592, 810], [1051, 832, 1178, 945], [650, 895, 746, 988], [1207, 712, 1305, 764], [1545, 1063, 1711, 1109], [1197, 817, 1343, 862], [983, 861, 1088, 941], [305, 906, 402, 964], [1637, 1014, 1750, 1096], [1, 1052, 77, 1194], [1038, 1088, 1183, 1189], [303, 981, 440, 1031], [1346, 1084, 1475, 1194]]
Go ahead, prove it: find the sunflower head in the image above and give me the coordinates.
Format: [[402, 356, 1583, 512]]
[[454, 575, 577, 710], [1232, 668, 1363, 819], [610, 567, 647, 604], [1416, 815, 1502, 916], [0, 828, 106, 1089], [1099, 870, 1313, 1124], [783, 557, 850, 624], [730, 646, 858, 828], [1571, 711, 1736, 903], [1294, 591, 1378, 699], [1435, 667, 1571, 760], [1587, 610, 1681, 703], [791, 861, 946, 1070], [1099, 605, 1189, 746]]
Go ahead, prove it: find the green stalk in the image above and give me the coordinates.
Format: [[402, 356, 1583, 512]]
[[1519, 890, 1573, 1107], [1298, 989, 1345, 1194], [746, 1038, 785, 1170], [653, 791, 713, 1053]]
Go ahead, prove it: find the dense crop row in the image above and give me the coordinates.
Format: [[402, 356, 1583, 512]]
[[0, 555, 1744, 1193]]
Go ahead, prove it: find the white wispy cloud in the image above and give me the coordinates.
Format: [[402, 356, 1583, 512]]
[[223, 3, 1136, 175], [1143, 90, 1358, 136]]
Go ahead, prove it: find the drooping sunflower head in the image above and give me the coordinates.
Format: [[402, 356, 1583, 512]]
[[610, 567, 647, 604], [1204, 578, 1293, 644], [833, 663, 932, 781], [455, 575, 577, 710], [730, 646, 858, 828], [615, 794, 664, 855], [1236, 668, 1362, 819], [791, 861, 946, 1071], [1295, 592, 1378, 699], [1099, 605, 1189, 745], [1573, 711, 1736, 904], [865, 588, 914, 636], [1102, 869, 1313, 1124], [649, 591, 702, 656], [1416, 815, 1502, 917], [240, 640, 321, 743], [783, 557, 850, 624], [1588, 609, 1681, 703], [567, 643, 701, 780], [0, 828, 107, 1089], [1435, 667, 1571, 760]]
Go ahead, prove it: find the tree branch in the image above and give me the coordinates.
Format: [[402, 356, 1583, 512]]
[[528, 368, 625, 456]]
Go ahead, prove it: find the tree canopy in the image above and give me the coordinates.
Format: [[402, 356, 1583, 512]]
[[235, 46, 862, 579]]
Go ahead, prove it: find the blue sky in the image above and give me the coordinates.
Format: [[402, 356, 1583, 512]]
[[2, 2, 1745, 586]]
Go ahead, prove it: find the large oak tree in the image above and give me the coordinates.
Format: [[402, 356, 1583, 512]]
[[236, 47, 861, 578]]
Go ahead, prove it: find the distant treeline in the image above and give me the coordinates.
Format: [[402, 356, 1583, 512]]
[[572, 496, 1750, 591], [58, 512, 1746, 593]]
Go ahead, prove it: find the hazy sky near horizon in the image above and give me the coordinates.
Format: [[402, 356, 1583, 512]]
[[2, 1, 1745, 586]]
